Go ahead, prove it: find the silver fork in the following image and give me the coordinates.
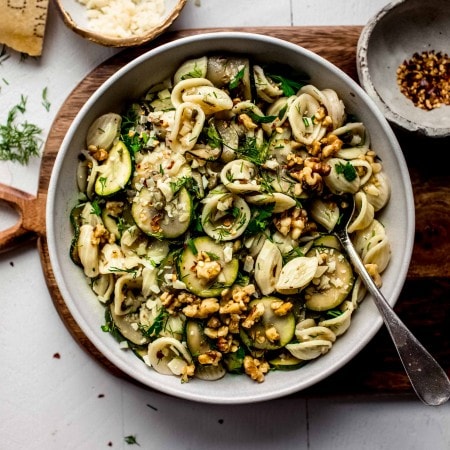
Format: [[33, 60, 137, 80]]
[[333, 195, 450, 406]]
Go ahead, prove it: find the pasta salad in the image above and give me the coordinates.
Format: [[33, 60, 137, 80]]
[[70, 54, 391, 383]]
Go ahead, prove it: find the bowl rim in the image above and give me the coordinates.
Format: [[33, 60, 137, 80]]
[[356, 0, 450, 138], [46, 31, 415, 404], [54, 0, 187, 47]]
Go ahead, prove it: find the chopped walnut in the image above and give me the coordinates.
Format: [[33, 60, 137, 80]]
[[243, 356, 270, 383], [204, 325, 229, 339], [92, 224, 111, 245], [307, 134, 343, 159], [195, 251, 222, 281], [239, 113, 258, 130], [198, 350, 222, 366], [241, 302, 265, 329], [219, 284, 255, 315], [271, 300, 293, 316], [265, 326, 280, 342], [181, 363, 196, 383], [274, 206, 316, 240], [105, 201, 124, 217], [289, 157, 330, 194], [183, 297, 220, 319], [88, 145, 108, 161]]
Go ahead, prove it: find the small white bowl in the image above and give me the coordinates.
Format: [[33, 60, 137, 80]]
[[47, 32, 415, 404], [357, 0, 450, 138], [55, 0, 186, 47]]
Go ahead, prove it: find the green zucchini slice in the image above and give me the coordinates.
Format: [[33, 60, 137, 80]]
[[94, 141, 132, 196], [304, 247, 354, 311], [132, 186, 192, 239], [177, 236, 239, 297], [240, 297, 295, 351]]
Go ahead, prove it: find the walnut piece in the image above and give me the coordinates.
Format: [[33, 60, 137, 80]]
[[243, 356, 270, 383]]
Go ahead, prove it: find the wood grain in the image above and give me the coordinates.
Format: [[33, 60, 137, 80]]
[[7, 27, 450, 397]]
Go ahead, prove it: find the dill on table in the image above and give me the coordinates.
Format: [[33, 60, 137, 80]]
[[0, 95, 42, 165]]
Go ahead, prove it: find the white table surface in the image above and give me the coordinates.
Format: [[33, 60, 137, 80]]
[[1, 1, 450, 449]]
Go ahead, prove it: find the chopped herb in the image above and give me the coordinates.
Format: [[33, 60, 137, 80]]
[[205, 123, 222, 148], [267, 73, 305, 97], [277, 104, 288, 120], [204, 251, 220, 261], [335, 162, 357, 182], [0, 96, 42, 165], [139, 308, 169, 338], [325, 309, 343, 318], [229, 67, 245, 90], [124, 435, 140, 446], [90, 199, 102, 216], [109, 267, 138, 278], [236, 136, 268, 165], [245, 204, 274, 235], [187, 238, 198, 255], [41, 87, 51, 112], [246, 110, 277, 124]]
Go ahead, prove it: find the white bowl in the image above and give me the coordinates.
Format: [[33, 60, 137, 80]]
[[47, 32, 415, 404], [357, 0, 450, 138]]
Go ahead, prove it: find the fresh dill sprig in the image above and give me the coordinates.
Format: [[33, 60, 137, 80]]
[[0, 96, 42, 165], [41, 87, 51, 112]]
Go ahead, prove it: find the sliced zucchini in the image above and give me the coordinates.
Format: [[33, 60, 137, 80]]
[[186, 321, 214, 357], [240, 297, 295, 351], [268, 352, 305, 371], [132, 186, 192, 239], [69, 203, 86, 266], [94, 141, 132, 196], [177, 236, 239, 297], [312, 234, 342, 251], [304, 247, 354, 311], [173, 56, 208, 85], [108, 304, 150, 346], [101, 201, 133, 240]]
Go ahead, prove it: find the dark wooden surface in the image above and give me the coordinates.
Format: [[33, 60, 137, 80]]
[[32, 27, 450, 397]]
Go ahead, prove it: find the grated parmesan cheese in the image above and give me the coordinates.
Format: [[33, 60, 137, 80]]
[[77, 0, 166, 39]]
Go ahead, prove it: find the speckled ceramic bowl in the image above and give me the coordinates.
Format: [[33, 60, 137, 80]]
[[357, 0, 450, 138], [47, 32, 415, 404], [55, 0, 186, 47]]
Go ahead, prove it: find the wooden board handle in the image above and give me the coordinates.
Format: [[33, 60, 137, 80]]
[[0, 183, 46, 253]]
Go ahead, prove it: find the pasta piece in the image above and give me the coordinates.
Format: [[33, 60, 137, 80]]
[[170, 77, 213, 108], [77, 224, 99, 278], [363, 171, 391, 211], [147, 337, 192, 376], [347, 192, 375, 233], [253, 65, 284, 103], [113, 274, 144, 316], [325, 158, 361, 194], [201, 191, 251, 241], [92, 274, 115, 303], [318, 301, 354, 336], [168, 102, 205, 153], [254, 239, 283, 295], [181, 84, 233, 115], [220, 159, 261, 193], [288, 93, 326, 145], [310, 198, 340, 232]]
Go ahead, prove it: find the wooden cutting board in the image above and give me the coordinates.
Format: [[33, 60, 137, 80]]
[[1, 26, 449, 398]]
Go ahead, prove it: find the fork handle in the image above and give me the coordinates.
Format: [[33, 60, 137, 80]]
[[338, 232, 450, 406]]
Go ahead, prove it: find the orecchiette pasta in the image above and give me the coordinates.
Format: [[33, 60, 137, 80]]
[[70, 54, 392, 384]]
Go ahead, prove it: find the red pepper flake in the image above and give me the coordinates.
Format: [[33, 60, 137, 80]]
[[53, 352, 61, 359], [397, 50, 450, 110]]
